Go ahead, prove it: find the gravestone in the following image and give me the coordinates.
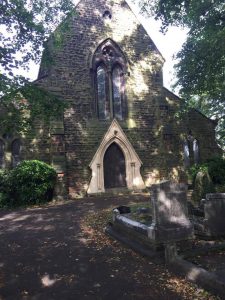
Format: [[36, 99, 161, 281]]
[[203, 193, 225, 237], [107, 181, 193, 262], [149, 181, 193, 242]]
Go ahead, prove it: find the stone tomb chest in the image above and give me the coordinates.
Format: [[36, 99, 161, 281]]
[[107, 181, 193, 254]]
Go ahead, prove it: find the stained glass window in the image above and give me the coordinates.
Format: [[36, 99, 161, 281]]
[[193, 139, 199, 164], [112, 66, 123, 120], [97, 65, 109, 120], [93, 40, 127, 120], [184, 140, 190, 168]]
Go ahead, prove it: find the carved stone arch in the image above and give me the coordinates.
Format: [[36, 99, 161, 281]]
[[87, 119, 145, 194], [91, 38, 128, 71]]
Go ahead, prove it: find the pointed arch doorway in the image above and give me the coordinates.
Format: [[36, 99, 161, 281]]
[[87, 119, 145, 194], [104, 143, 126, 189]]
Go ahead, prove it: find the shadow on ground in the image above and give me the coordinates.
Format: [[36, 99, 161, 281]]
[[0, 195, 216, 300]]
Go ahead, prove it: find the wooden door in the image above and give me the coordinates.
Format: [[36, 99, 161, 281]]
[[104, 143, 126, 189]]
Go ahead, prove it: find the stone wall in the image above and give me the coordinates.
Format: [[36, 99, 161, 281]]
[[0, 0, 222, 197]]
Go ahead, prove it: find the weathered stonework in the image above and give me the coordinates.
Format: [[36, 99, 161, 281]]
[[0, 0, 222, 197], [88, 119, 145, 193]]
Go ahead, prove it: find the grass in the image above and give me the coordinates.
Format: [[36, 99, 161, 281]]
[[127, 202, 152, 225]]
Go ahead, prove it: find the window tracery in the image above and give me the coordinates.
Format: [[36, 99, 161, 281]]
[[183, 133, 200, 167], [92, 39, 127, 120]]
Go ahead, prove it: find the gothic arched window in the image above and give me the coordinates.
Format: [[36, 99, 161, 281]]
[[193, 139, 199, 164], [12, 139, 21, 167], [93, 39, 127, 120], [97, 65, 110, 120], [183, 135, 200, 168], [0, 140, 5, 168], [112, 65, 123, 120], [183, 140, 190, 168]]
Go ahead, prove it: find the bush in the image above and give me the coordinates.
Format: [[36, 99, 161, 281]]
[[0, 170, 6, 190], [189, 156, 225, 204], [189, 164, 208, 183], [0, 160, 57, 208], [189, 156, 225, 185], [192, 170, 215, 204], [206, 157, 225, 185], [0, 170, 12, 208]]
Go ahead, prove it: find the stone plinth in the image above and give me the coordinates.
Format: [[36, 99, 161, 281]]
[[194, 193, 225, 237]]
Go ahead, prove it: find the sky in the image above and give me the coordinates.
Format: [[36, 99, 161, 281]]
[[128, 0, 188, 91], [13, 0, 188, 93]]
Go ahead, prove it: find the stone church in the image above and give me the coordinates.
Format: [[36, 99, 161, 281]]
[[0, 0, 221, 197]]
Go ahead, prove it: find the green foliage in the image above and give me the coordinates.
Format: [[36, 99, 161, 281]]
[[189, 157, 225, 185], [139, 0, 225, 149], [0, 84, 67, 134], [189, 157, 225, 202], [0, 160, 57, 208], [189, 164, 209, 183], [0, 0, 74, 76], [0, 170, 10, 208], [206, 157, 225, 185], [0, 0, 74, 133], [0, 169, 7, 187], [192, 170, 215, 204]]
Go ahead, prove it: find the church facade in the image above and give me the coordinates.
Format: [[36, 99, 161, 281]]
[[0, 0, 221, 197]]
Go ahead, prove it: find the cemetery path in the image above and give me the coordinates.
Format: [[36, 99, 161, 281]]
[[0, 196, 215, 300]]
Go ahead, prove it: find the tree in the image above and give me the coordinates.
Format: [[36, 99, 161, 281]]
[[0, 0, 74, 133], [139, 0, 225, 148], [1, 0, 74, 76]]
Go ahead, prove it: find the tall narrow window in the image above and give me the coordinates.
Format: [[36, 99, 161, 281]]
[[183, 136, 200, 167], [193, 139, 199, 164], [97, 65, 110, 120], [93, 39, 127, 120], [0, 140, 5, 168], [12, 139, 21, 167], [113, 65, 123, 120], [183, 140, 190, 168]]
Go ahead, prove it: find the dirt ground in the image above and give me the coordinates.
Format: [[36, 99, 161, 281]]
[[0, 195, 219, 300], [188, 248, 225, 279]]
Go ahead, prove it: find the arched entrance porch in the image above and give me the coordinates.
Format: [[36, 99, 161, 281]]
[[87, 119, 145, 194]]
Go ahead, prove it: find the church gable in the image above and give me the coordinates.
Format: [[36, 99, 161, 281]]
[[5, 0, 219, 198], [38, 0, 164, 110]]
